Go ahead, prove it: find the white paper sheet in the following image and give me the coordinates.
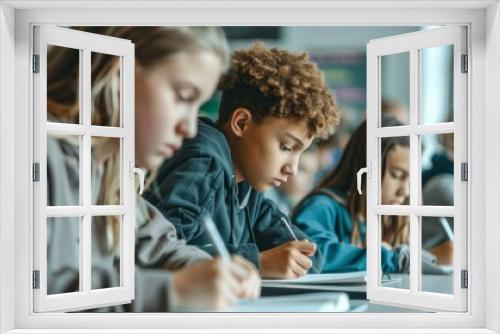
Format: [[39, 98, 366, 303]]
[[261, 271, 367, 285], [227, 292, 350, 312]]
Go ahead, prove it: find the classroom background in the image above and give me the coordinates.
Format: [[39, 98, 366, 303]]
[[200, 26, 454, 215]]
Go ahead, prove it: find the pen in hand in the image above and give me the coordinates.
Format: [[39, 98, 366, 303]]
[[280, 217, 298, 241], [203, 215, 231, 263], [280, 217, 316, 256]]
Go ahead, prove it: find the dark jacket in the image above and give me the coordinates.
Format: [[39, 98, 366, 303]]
[[145, 117, 323, 272], [422, 152, 453, 186]]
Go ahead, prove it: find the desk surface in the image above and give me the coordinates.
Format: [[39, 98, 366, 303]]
[[263, 274, 453, 294], [383, 274, 453, 294], [261, 274, 453, 313]]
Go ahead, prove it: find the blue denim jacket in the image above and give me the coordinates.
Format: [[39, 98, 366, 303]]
[[145, 117, 323, 272]]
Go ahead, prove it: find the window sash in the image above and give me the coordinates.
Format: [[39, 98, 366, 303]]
[[32, 25, 136, 312], [366, 25, 468, 312]]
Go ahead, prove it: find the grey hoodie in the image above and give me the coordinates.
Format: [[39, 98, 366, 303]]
[[46, 136, 210, 311]]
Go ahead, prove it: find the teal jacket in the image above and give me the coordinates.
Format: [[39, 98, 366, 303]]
[[292, 188, 400, 273], [145, 117, 323, 272]]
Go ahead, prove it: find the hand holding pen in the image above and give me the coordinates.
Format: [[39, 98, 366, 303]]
[[280, 216, 316, 256], [202, 215, 261, 299], [258, 216, 317, 279], [280, 217, 298, 241]]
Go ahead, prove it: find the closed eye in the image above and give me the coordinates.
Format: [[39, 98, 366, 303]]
[[176, 91, 196, 103], [389, 168, 408, 179], [280, 143, 293, 152]]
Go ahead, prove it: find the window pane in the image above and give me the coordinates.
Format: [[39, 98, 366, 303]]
[[421, 216, 454, 295], [421, 133, 454, 206], [47, 134, 81, 206], [379, 136, 410, 205], [91, 52, 121, 127], [419, 45, 454, 124], [47, 45, 80, 124], [380, 215, 410, 289], [91, 216, 121, 290], [380, 52, 410, 126], [91, 137, 122, 205], [47, 216, 80, 294]]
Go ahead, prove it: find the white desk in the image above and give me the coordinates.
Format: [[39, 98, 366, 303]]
[[261, 274, 453, 313]]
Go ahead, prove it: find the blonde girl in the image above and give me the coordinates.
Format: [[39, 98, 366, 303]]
[[46, 27, 260, 311]]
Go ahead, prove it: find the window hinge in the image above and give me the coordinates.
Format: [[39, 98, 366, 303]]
[[32, 55, 40, 73], [461, 162, 468, 181], [461, 270, 468, 289], [32, 163, 40, 182], [32, 270, 40, 289], [461, 54, 468, 73]]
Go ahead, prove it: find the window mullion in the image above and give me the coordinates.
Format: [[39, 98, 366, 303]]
[[46, 122, 127, 138], [81, 48, 92, 294], [365, 43, 379, 293], [374, 205, 454, 216], [375, 123, 455, 138], [409, 47, 420, 294], [121, 47, 135, 292]]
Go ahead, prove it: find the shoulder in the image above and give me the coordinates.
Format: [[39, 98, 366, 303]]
[[292, 188, 351, 223], [160, 118, 232, 174], [296, 190, 347, 214], [135, 195, 174, 227], [423, 174, 453, 206], [47, 136, 79, 160], [182, 118, 230, 156]]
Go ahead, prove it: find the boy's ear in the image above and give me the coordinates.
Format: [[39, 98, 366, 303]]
[[230, 108, 253, 138]]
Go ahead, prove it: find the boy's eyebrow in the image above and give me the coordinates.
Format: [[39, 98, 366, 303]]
[[283, 132, 305, 148]]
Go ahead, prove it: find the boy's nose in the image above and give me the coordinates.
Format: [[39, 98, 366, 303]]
[[284, 157, 300, 176]]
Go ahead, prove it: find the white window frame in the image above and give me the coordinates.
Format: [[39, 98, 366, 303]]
[[0, 1, 499, 333], [366, 26, 467, 312], [33, 26, 136, 312]]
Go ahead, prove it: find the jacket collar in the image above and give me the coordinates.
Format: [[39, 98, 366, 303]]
[[236, 181, 252, 209], [197, 117, 235, 175], [197, 118, 252, 209]]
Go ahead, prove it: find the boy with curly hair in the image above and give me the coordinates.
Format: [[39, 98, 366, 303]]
[[145, 43, 341, 278]]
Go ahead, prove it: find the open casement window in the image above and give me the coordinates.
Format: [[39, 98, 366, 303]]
[[365, 26, 468, 312], [33, 26, 138, 312]]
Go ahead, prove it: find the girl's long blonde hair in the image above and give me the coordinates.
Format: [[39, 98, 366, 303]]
[[47, 27, 230, 254]]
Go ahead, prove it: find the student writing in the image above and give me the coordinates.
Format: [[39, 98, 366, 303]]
[[145, 43, 341, 278], [46, 26, 260, 311], [292, 115, 411, 273]]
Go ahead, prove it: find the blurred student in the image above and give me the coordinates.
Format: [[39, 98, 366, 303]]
[[292, 115, 411, 273], [380, 99, 453, 264], [145, 43, 341, 279], [421, 129, 455, 264], [381, 99, 409, 125], [265, 145, 319, 215], [46, 26, 259, 312], [422, 132, 454, 186]]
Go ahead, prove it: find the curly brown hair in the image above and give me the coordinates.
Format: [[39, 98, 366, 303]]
[[217, 42, 341, 139]]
